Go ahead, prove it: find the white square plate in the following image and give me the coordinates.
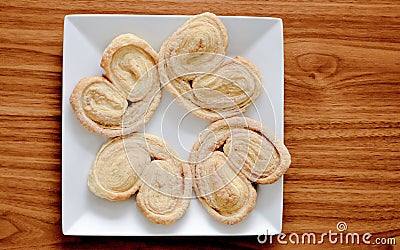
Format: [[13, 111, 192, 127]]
[[62, 14, 284, 236]]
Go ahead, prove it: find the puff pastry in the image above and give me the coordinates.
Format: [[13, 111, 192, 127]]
[[88, 134, 148, 201], [89, 133, 191, 225], [70, 34, 161, 137], [190, 117, 291, 224], [159, 13, 262, 121], [192, 151, 257, 225], [136, 134, 192, 225]]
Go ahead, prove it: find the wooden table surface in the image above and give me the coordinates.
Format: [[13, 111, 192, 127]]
[[1, 0, 399, 249]]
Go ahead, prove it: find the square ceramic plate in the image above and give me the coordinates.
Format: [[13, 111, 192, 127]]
[[62, 14, 284, 236]]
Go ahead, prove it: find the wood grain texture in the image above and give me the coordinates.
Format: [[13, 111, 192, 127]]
[[0, 0, 399, 249]]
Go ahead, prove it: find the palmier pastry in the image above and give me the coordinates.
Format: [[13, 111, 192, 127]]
[[159, 13, 262, 121], [190, 117, 291, 224], [88, 134, 148, 201], [191, 151, 257, 225], [136, 134, 191, 225], [88, 133, 191, 225], [70, 34, 161, 137]]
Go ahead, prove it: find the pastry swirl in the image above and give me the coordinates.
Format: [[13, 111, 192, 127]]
[[190, 117, 291, 224], [192, 151, 257, 225], [159, 13, 262, 121], [88, 133, 191, 225], [88, 134, 148, 201], [70, 34, 161, 137], [136, 134, 191, 225]]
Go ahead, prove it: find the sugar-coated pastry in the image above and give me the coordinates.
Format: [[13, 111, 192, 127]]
[[159, 13, 262, 121], [190, 117, 291, 224], [88, 133, 191, 225], [70, 34, 161, 137]]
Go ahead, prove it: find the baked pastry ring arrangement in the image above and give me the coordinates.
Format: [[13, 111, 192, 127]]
[[70, 34, 161, 137], [70, 12, 292, 226], [159, 12, 263, 121], [88, 133, 191, 225], [190, 117, 291, 225]]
